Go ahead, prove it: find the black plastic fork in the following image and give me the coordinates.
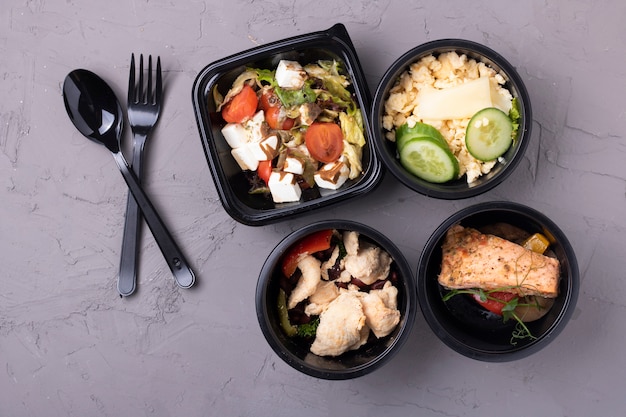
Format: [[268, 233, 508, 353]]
[[118, 54, 162, 296], [118, 54, 195, 296]]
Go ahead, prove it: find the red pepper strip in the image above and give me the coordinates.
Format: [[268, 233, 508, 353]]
[[281, 229, 333, 278]]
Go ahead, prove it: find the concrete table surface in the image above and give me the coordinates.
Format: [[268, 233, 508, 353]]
[[2, 1, 625, 416]]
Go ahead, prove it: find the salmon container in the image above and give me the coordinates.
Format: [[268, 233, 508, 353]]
[[255, 220, 417, 379], [370, 39, 532, 199], [417, 201, 579, 361], [192, 24, 381, 226]]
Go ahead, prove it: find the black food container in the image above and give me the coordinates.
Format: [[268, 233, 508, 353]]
[[417, 201, 579, 361], [371, 39, 532, 199], [256, 220, 417, 379], [192, 24, 382, 225]]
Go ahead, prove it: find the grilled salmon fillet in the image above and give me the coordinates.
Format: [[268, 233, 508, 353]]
[[438, 224, 560, 298]]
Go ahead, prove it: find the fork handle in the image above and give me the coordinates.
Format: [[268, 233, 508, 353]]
[[113, 151, 196, 289], [118, 134, 147, 296]]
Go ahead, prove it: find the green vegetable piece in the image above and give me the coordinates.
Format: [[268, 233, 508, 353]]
[[277, 289, 297, 337], [274, 81, 317, 108], [395, 122, 447, 152], [399, 136, 459, 183], [465, 107, 513, 161], [296, 317, 320, 338], [509, 97, 521, 139]]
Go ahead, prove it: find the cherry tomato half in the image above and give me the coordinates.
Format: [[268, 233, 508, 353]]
[[472, 291, 517, 315], [259, 90, 279, 111], [221, 84, 258, 124], [259, 90, 295, 130], [265, 106, 295, 130], [257, 160, 272, 185], [305, 122, 344, 163]]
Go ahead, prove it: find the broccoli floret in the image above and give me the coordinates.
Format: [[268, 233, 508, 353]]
[[296, 317, 320, 338]]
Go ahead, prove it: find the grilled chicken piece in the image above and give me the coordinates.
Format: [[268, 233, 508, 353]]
[[343, 231, 392, 285], [287, 255, 321, 309], [310, 292, 367, 356], [360, 282, 400, 338], [438, 225, 560, 298], [304, 280, 339, 316]]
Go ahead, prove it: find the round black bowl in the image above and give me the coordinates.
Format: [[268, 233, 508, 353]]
[[417, 201, 579, 361], [371, 39, 532, 199], [256, 220, 417, 379]]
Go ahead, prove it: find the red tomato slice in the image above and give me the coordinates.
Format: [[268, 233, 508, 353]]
[[265, 106, 295, 130], [259, 90, 279, 111], [257, 160, 272, 184], [259, 90, 295, 130], [305, 122, 344, 163], [221, 84, 258, 124], [472, 291, 517, 315], [281, 229, 333, 278]]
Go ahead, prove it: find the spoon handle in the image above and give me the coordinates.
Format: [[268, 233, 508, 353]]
[[112, 151, 196, 289], [118, 132, 147, 297]]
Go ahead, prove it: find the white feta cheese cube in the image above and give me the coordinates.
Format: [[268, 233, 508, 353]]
[[283, 155, 305, 175], [246, 110, 266, 143], [221, 110, 266, 149], [268, 171, 302, 203], [275, 60, 307, 90], [221, 123, 249, 148], [314, 161, 350, 190], [231, 146, 259, 171], [248, 135, 279, 161]]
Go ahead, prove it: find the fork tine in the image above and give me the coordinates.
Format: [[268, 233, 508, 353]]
[[147, 55, 153, 104], [138, 54, 144, 104], [155, 56, 162, 106], [128, 53, 136, 103]]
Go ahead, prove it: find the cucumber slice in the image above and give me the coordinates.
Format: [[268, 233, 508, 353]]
[[399, 137, 459, 183], [396, 122, 447, 152], [465, 107, 513, 161]]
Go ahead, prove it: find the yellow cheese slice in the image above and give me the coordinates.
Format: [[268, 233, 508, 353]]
[[417, 77, 509, 120]]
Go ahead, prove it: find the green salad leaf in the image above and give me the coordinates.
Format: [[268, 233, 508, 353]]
[[253, 68, 316, 108]]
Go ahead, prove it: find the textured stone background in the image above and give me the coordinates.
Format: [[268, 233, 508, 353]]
[[1, 1, 625, 415]]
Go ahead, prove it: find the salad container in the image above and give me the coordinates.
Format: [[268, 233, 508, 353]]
[[192, 24, 382, 225]]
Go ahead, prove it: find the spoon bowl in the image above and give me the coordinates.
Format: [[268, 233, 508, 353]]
[[63, 69, 123, 153], [63, 69, 195, 290]]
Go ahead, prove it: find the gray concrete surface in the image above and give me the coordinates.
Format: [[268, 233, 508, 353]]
[[2, 1, 625, 416]]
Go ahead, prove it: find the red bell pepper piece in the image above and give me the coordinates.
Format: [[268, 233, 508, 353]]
[[281, 229, 333, 278]]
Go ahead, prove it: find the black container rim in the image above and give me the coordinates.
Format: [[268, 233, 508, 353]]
[[417, 200, 580, 362], [191, 24, 383, 226], [371, 39, 533, 200], [255, 219, 417, 379]]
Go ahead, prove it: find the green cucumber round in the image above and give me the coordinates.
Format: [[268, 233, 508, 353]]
[[399, 137, 459, 183], [465, 107, 513, 161], [396, 122, 447, 152]]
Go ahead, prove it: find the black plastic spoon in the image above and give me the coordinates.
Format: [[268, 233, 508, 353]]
[[63, 69, 195, 291]]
